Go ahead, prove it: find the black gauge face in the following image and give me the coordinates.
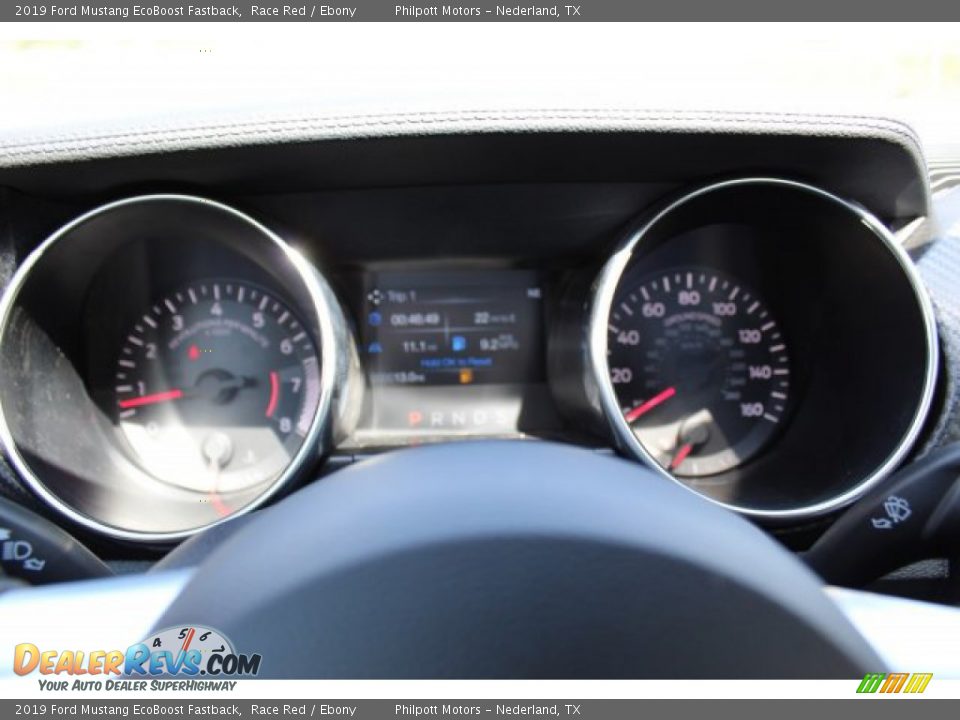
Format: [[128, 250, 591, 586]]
[[113, 279, 322, 502], [607, 267, 790, 477]]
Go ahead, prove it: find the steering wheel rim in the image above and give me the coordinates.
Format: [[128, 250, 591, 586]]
[[155, 441, 883, 678]]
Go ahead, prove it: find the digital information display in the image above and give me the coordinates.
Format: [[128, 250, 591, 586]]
[[354, 270, 551, 440]]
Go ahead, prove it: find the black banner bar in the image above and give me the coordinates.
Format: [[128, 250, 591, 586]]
[[3, 0, 958, 21], [1, 700, 958, 720]]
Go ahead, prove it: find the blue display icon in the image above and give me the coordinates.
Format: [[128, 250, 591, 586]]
[[451, 335, 467, 352], [368, 342, 383, 354], [368, 311, 382, 327]]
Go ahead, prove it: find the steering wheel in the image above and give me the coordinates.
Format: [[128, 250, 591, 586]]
[[150, 441, 881, 678]]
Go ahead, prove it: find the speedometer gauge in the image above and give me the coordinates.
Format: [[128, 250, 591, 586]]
[[607, 267, 790, 477], [114, 279, 322, 498], [583, 178, 937, 518]]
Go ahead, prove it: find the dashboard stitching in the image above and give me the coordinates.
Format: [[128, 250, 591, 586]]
[[0, 109, 925, 166]]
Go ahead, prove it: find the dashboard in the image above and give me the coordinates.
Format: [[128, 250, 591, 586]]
[[0, 168, 940, 546], [2, 102, 960, 680]]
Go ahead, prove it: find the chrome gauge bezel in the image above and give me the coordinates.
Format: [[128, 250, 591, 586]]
[[587, 177, 939, 519], [0, 195, 352, 543]]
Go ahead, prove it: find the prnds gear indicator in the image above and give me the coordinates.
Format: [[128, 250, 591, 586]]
[[607, 266, 791, 477]]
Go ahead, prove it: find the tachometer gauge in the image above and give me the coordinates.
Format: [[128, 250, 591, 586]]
[[0, 194, 358, 541], [607, 267, 789, 477], [113, 279, 322, 498]]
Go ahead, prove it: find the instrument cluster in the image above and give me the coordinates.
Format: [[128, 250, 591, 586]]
[[0, 179, 939, 543]]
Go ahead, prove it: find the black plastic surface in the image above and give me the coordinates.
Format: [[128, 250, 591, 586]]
[[806, 444, 960, 587], [0, 495, 112, 584], [0, 127, 929, 222], [156, 441, 882, 678]]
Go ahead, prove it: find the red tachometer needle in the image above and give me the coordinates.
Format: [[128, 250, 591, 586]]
[[624, 386, 676, 423], [670, 442, 694, 470], [118, 389, 183, 409], [265, 371, 280, 418]]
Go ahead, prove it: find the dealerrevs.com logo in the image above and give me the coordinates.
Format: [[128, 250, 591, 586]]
[[13, 626, 261, 691]]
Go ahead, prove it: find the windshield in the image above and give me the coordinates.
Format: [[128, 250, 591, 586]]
[[1, 23, 959, 150]]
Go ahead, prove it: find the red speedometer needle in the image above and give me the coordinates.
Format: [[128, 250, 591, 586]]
[[117, 389, 183, 409], [624, 386, 676, 423], [670, 442, 694, 470]]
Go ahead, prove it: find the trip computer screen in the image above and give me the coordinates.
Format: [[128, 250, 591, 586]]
[[353, 269, 555, 441]]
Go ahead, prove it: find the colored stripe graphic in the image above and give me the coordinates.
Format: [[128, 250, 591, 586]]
[[881, 673, 909, 693], [857, 673, 932, 694], [857, 673, 886, 693], [904, 673, 933, 694]]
